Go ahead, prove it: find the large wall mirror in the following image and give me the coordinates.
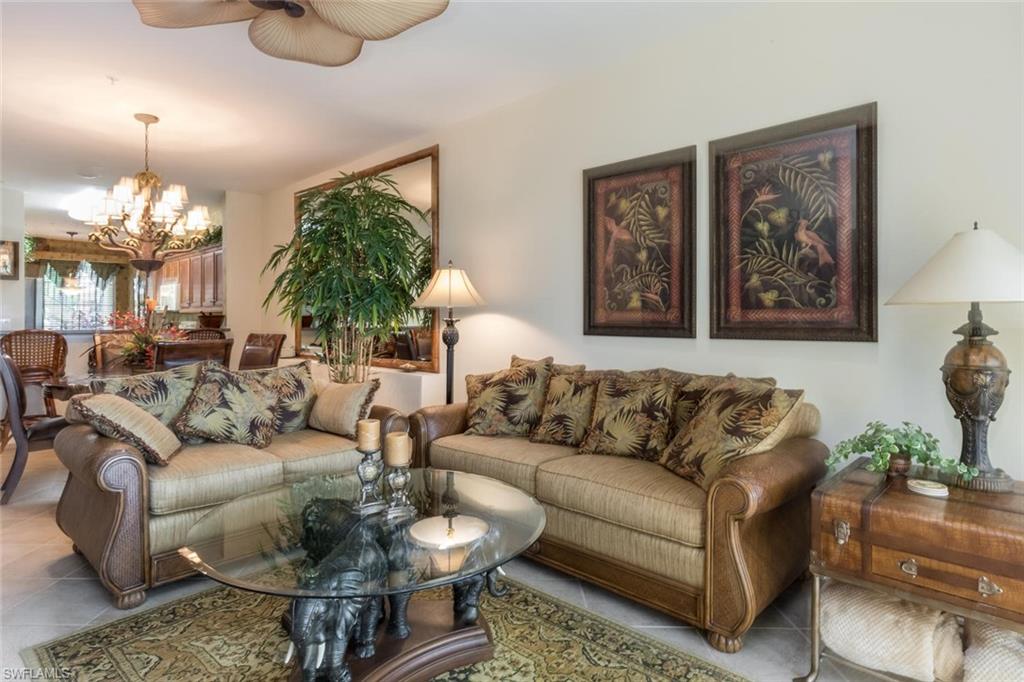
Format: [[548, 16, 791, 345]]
[[294, 145, 440, 373]]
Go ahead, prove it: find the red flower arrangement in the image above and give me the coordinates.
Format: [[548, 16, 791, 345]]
[[107, 312, 186, 368]]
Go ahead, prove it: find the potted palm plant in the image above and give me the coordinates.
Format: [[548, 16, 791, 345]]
[[263, 173, 431, 383]]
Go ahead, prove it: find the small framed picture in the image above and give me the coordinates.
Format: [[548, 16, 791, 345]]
[[584, 146, 697, 338], [710, 103, 877, 341], [0, 240, 19, 281]]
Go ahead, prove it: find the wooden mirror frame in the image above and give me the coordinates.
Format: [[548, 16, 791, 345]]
[[293, 145, 440, 373]]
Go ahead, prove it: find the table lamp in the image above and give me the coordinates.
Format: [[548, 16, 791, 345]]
[[887, 223, 1024, 492], [413, 260, 485, 404]]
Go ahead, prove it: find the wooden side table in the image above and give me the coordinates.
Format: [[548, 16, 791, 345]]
[[796, 457, 1024, 681]]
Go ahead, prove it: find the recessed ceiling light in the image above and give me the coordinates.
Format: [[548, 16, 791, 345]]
[[76, 169, 100, 180]]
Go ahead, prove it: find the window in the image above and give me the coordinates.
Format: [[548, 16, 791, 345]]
[[40, 261, 116, 331]]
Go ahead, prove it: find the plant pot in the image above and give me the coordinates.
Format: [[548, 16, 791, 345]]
[[888, 454, 911, 476]]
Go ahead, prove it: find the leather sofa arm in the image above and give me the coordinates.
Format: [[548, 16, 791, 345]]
[[409, 402, 468, 468], [703, 437, 827, 650], [54, 424, 150, 608], [369, 404, 409, 436], [55, 424, 149, 490], [708, 438, 828, 520]]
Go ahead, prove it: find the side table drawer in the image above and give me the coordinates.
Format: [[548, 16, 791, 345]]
[[871, 547, 1024, 616]]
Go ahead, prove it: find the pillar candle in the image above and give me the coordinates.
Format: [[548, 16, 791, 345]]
[[356, 419, 381, 452], [384, 432, 412, 468]]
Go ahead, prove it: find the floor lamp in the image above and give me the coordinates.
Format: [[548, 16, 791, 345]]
[[413, 260, 485, 404]]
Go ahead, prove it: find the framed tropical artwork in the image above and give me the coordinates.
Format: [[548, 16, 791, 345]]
[[710, 103, 877, 341], [584, 146, 696, 337]]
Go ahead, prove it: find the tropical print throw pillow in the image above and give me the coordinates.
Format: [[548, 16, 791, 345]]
[[91, 364, 200, 426], [578, 378, 676, 461], [241, 361, 316, 433], [510, 354, 585, 376], [660, 377, 803, 489], [465, 358, 554, 436], [173, 364, 279, 448], [530, 374, 599, 447]]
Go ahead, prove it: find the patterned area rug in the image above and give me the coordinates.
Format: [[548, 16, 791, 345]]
[[25, 579, 744, 681]]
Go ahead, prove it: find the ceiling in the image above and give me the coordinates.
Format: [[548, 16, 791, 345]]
[[1, 1, 726, 235]]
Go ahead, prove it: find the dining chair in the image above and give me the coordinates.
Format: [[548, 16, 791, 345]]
[[184, 328, 226, 341], [237, 333, 287, 371], [153, 339, 234, 371], [0, 330, 68, 419], [0, 353, 67, 504], [92, 330, 134, 371]]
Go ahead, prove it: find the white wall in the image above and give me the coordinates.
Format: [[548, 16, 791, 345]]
[[260, 2, 1024, 478], [222, 191, 268, 366], [0, 187, 26, 331]]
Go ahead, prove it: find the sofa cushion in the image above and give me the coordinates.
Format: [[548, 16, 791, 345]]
[[430, 434, 576, 495], [264, 429, 363, 482], [529, 374, 598, 447], [241, 361, 317, 433], [148, 442, 283, 515], [173, 364, 279, 448], [149, 488, 285, 554], [660, 377, 804, 489], [542, 505, 705, 588], [465, 358, 554, 436], [579, 377, 676, 461], [308, 379, 380, 439], [536, 455, 705, 548], [67, 393, 181, 466]]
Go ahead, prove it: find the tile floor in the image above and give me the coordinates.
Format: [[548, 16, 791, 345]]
[[0, 446, 870, 681]]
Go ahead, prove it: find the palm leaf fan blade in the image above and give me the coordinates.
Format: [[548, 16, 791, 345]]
[[310, 0, 448, 41], [132, 0, 261, 28], [248, 9, 363, 67]]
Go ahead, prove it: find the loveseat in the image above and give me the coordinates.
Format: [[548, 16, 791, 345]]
[[54, 363, 406, 609], [411, 364, 827, 653]]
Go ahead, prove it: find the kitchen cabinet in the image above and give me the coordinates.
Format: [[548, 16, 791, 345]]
[[146, 245, 224, 312]]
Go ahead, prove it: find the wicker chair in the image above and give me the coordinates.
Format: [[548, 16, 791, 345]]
[[184, 329, 226, 341], [0, 330, 67, 419], [237, 333, 286, 370]]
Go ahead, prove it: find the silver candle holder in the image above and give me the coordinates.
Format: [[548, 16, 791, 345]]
[[355, 448, 386, 516], [384, 466, 416, 520]]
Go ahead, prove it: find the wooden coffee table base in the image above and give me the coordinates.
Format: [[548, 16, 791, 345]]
[[287, 598, 494, 682]]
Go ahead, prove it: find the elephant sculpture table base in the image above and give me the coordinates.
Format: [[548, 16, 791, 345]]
[[283, 571, 504, 682]]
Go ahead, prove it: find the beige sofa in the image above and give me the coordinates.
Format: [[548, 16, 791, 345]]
[[411, 396, 826, 653], [55, 405, 406, 608]]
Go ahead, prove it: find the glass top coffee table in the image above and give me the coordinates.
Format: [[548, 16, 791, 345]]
[[180, 468, 545, 682]]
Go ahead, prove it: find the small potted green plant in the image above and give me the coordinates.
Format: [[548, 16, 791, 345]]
[[829, 421, 977, 480]]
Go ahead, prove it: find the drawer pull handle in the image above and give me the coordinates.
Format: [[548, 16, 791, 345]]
[[898, 558, 918, 578], [978, 576, 1003, 597], [833, 520, 850, 546]]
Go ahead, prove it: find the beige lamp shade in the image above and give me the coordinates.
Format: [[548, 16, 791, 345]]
[[887, 227, 1024, 305], [409, 515, 489, 574], [413, 261, 485, 309]]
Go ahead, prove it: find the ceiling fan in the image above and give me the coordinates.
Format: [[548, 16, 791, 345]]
[[132, 0, 448, 67]]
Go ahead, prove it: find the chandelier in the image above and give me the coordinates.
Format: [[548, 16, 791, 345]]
[[79, 113, 211, 273]]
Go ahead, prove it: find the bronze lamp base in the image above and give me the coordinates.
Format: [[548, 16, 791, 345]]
[[941, 302, 1013, 493]]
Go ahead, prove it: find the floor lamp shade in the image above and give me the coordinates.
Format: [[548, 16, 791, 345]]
[[886, 224, 1024, 492], [414, 261, 484, 404]]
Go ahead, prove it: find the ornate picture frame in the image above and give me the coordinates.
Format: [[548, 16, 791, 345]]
[[584, 146, 696, 338], [710, 103, 877, 342], [0, 240, 19, 281]]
